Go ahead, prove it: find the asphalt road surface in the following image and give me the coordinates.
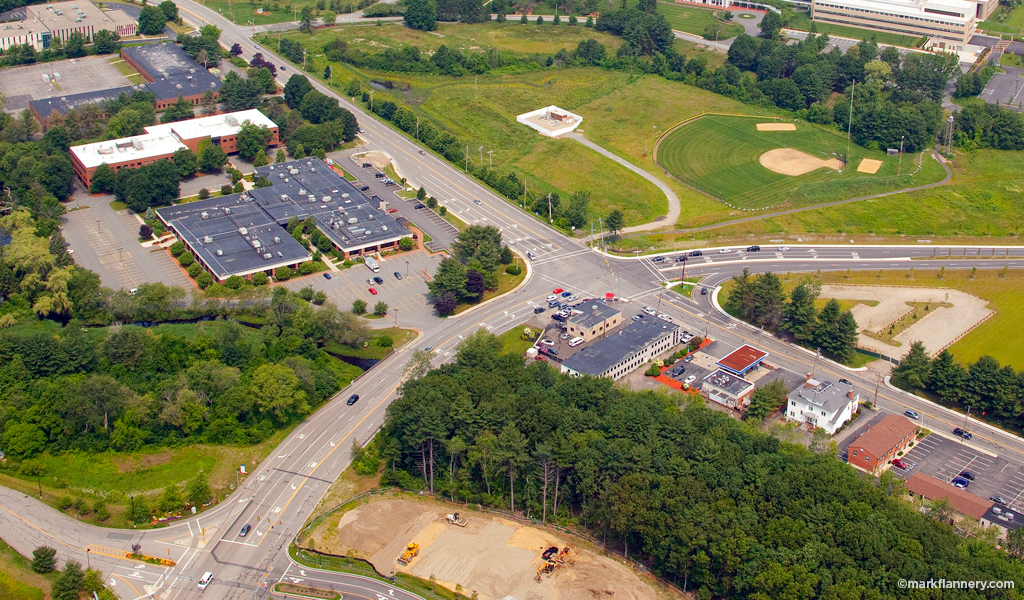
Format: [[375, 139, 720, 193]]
[[9, 7, 1024, 600]]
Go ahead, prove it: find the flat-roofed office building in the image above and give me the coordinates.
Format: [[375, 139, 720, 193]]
[[810, 0, 978, 45]]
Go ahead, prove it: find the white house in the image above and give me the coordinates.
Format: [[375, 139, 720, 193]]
[[785, 378, 859, 435]]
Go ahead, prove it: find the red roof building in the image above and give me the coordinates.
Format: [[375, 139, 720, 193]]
[[905, 473, 993, 521], [716, 344, 768, 375], [847, 414, 918, 471]]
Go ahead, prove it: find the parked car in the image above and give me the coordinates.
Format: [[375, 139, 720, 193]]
[[346, 394, 359, 406], [394, 272, 402, 280], [959, 471, 975, 480], [684, 375, 696, 385], [359, 185, 370, 191], [540, 339, 555, 346], [373, 276, 384, 284], [631, 315, 643, 321], [546, 347, 559, 356], [651, 256, 666, 262], [561, 291, 572, 297], [684, 355, 694, 362], [553, 288, 564, 294], [323, 273, 332, 280], [689, 250, 703, 257], [548, 301, 560, 308], [642, 307, 656, 316], [387, 208, 399, 214], [892, 458, 909, 470], [362, 163, 372, 168], [560, 332, 571, 340], [551, 314, 565, 322], [904, 409, 921, 420], [657, 314, 673, 322], [951, 477, 970, 489], [368, 287, 377, 295], [239, 524, 252, 537], [534, 306, 545, 314], [415, 203, 426, 209], [681, 333, 694, 343], [991, 496, 1008, 505], [953, 427, 973, 440], [746, 245, 760, 252], [546, 294, 558, 302], [566, 294, 577, 301], [535, 355, 549, 362], [375, 172, 385, 178], [366, 279, 374, 285]]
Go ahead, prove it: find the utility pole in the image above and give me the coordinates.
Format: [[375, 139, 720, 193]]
[[873, 374, 881, 406], [897, 135, 905, 175], [963, 405, 972, 437], [846, 80, 855, 169], [547, 193, 552, 223], [478, 145, 483, 166], [465, 145, 469, 171], [416, 117, 419, 140], [487, 150, 493, 169]]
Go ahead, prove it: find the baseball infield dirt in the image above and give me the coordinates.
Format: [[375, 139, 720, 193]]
[[857, 158, 882, 174], [759, 148, 843, 176], [756, 123, 797, 131], [323, 497, 661, 600]]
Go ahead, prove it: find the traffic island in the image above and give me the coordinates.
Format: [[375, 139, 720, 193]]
[[272, 583, 340, 600]]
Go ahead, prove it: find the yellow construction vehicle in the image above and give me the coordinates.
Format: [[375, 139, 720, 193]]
[[535, 546, 572, 581], [535, 559, 557, 581], [445, 512, 468, 527], [397, 543, 419, 565]]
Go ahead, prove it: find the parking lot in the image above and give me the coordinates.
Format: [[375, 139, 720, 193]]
[[0, 56, 133, 112], [283, 250, 443, 328], [979, 65, 1024, 112]]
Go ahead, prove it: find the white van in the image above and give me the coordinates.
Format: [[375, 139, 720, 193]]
[[198, 572, 213, 590], [568, 337, 584, 347]]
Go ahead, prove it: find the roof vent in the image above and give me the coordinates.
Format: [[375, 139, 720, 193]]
[[133, 139, 143, 150], [203, 235, 213, 243], [216, 249, 223, 256], [200, 211, 209, 220], [348, 217, 358, 224], [263, 253, 272, 259], [225, 115, 238, 126], [382, 225, 388, 231], [277, 251, 283, 257], [273, 237, 281, 244], [224, 207, 231, 214], [251, 239, 261, 249]]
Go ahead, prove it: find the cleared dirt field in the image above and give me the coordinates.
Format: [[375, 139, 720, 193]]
[[759, 148, 843, 176], [756, 123, 797, 131], [317, 497, 659, 600]]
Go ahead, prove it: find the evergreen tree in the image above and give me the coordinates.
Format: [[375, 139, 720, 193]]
[[782, 278, 819, 342], [31, 546, 57, 573], [892, 341, 931, 390]]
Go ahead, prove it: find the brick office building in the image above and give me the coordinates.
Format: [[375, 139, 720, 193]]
[[70, 109, 279, 187], [847, 414, 919, 471], [120, 43, 221, 109]]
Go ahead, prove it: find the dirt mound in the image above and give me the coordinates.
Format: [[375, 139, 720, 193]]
[[333, 498, 439, 559], [759, 148, 843, 176], [756, 122, 796, 131], [857, 158, 882, 173]]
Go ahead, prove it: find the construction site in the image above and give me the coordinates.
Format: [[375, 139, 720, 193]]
[[305, 495, 664, 600]]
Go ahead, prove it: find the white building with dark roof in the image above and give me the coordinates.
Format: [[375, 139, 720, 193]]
[[701, 369, 756, 410], [785, 378, 859, 435], [561, 319, 680, 380]]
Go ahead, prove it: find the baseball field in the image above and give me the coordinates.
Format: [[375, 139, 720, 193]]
[[656, 114, 935, 210]]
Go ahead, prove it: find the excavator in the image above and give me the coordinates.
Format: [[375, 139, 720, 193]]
[[397, 543, 419, 565], [445, 512, 468, 527], [535, 546, 571, 581]]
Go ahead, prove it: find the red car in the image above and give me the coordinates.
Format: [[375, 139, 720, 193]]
[[387, 208, 398, 214], [535, 355, 549, 362], [369, 287, 377, 295], [553, 288, 564, 294], [892, 458, 909, 470]]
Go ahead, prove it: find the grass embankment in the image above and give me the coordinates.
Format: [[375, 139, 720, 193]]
[[650, 1, 744, 39], [669, 276, 704, 298], [451, 265, 528, 315], [0, 538, 49, 600], [495, 324, 540, 356], [325, 327, 416, 359], [981, 3, 1024, 34], [657, 114, 943, 209], [786, 11, 921, 47]]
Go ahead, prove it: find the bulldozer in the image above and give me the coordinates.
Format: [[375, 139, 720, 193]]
[[397, 543, 419, 565], [445, 512, 468, 527], [535, 546, 572, 581]]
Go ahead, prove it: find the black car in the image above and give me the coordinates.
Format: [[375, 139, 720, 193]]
[[701, 288, 708, 295], [362, 162, 372, 168], [545, 347, 558, 356], [239, 524, 252, 537], [415, 203, 426, 209], [394, 272, 403, 280], [991, 496, 1008, 505], [746, 245, 760, 252], [953, 427, 973, 440], [675, 256, 687, 262], [551, 314, 565, 322], [534, 306, 545, 314], [359, 185, 370, 191], [959, 471, 975, 480], [323, 273, 332, 280], [346, 394, 359, 406], [651, 256, 666, 262], [373, 276, 384, 285], [689, 250, 703, 257]]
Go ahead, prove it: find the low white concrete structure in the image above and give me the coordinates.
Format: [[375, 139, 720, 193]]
[[517, 105, 583, 138]]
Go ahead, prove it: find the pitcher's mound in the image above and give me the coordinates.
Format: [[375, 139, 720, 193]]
[[756, 123, 797, 131], [759, 148, 843, 176], [857, 158, 883, 174]]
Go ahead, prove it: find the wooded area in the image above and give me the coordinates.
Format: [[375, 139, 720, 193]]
[[380, 330, 1024, 598]]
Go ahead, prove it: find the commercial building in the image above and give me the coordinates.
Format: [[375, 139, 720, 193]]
[[121, 43, 221, 109], [847, 414, 919, 471], [716, 344, 768, 376], [156, 158, 413, 282], [69, 109, 279, 187], [561, 319, 680, 380], [155, 195, 312, 282], [784, 378, 859, 435], [0, 1, 136, 52], [905, 473, 994, 523], [810, 0, 981, 46], [29, 85, 136, 130], [701, 369, 756, 410], [565, 299, 622, 343]]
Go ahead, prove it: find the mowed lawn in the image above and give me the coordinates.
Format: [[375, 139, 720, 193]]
[[656, 114, 938, 209], [787, 11, 921, 47], [655, 2, 744, 38]]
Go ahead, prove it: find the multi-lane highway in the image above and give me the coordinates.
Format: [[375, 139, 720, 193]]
[[7, 7, 1024, 600]]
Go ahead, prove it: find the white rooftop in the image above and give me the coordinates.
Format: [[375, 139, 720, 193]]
[[144, 109, 278, 141], [70, 133, 186, 169], [814, 0, 975, 20]]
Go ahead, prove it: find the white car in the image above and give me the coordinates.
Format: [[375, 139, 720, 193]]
[[540, 339, 555, 346], [684, 375, 696, 385], [718, 248, 732, 254], [657, 314, 673, 322], [681, 334, 694, 343], [473, 199, 482, 205], [546, 295, 558, 302], [642, 307, 656, 316], [778, 246, 790, 251], [560, 332, 571, 340], [566, 294, 577, 301]]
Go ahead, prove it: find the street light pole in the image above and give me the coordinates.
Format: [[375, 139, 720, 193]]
[[130, 495, 135, 526], [897, 135, 905, 176], [405, 260, 409, 277]]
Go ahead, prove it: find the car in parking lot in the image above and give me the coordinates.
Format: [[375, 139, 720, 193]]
[[359, 185, 370, 191], [953, 427, 973, 440], [415, 203, 426, 209], [346, 394, 359, 406], [689, 250, 703, 257], [904, 409, 920, 420], [545, 347, 558, 356], [651, 256, 665, 262], [553, 288, 564, 294], [684, 375, 696, 385], [374, 276, 384, 284], [551, 313, 565, 322], [323, 273, 332, 279], [671, 367, 685, 377], [366, 279, 374, 285], [368, 287, 377, 295], [535, 355, 548, 362], [548, 300, 561, 308], [561, 291, 572, 297], [560, 332, 571, 340], [239, 524, 252, 537], [387, 208, 398, 214], [394, 272, 402, 280], [566, 294, 577, 301], [540, 339, 555, 346], [642, 307, 656, 316], [684, 355, 694, 362], [631, 315, 643, 321], [951, 476, 970, 489], [375, 172, 385, 178], [892, 458, 909, 470], [657, 314, 673, 322], [959, 471, 975, 480], [681, 333, 694, 343], [991, 496, 1008, 505], [547, 294, 558, 302], [534, 306, 545, 314]]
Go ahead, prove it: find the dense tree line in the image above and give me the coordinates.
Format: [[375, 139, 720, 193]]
[[427, 225, 515, 315], [177, 25, 224, 63], [271, 76, 358, 153], [724, 271, 859, 362], [0, 29, 120, 67], [380, 331, 1024, 598], [954, 101, 1024, 151], [893, 341, 1024, 432]]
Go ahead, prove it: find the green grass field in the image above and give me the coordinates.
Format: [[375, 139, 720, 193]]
[[0, 539, 47, 600], [786, 11, 920, 47], [655, 2, 744, 39], [656, 114, 940, 209], [496, 324, 540, 356], [981, 3, 1024, 33]]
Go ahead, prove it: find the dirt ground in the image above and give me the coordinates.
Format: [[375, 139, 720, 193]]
[[325, 497, 663, 600], [759, 148, 843, 176], [353, 151, 392, 171], [756, 123, 796, 131], [857, 158, 883, 174], [819, 284, 994, 356]]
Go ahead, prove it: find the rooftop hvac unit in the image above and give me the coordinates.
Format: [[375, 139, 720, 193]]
[[289, 168, 299, 175], [382, 225, 388, 231], [175, 83, 183, 89], [278, 173, 285, 179], [133, 139, 143, 150], [53, 72, 60, 81], [200, 211, 210, 220], [273, 237, 281, 244], [42, 74, 50, 83], [239, 227, 248, 235], [306, 161, 312, 166], [284, 178, 289, 182], [277, 251, 283, 257], [297, 188, 307, 196], [347, 217, 358, 224], [203, 235, 213, 243], [263, 253, 272, 259], [280, 194, 288, 199], [251, 239, 261, 248], [341, 193, 349, 198], [225, 115, 238, 126], [186, 75, 193, 81], [216, 249, 223, 256], [97, 145, 114, 154], [368, 215, 375, 220], [349, 228, 365, 236], [322, 196, 331, 202], [223, 207, 231, 214], [190, 68, 196, 73]]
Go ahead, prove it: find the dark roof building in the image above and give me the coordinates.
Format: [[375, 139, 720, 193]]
[[252, 158, 411, 257], [29, 85, 138, 129], [561, 318, 680, 380], [156, 194, 311, 281], [717, 344, 768, 375], [701, 369, 756, 410], [565, 299, 622, 342], [121, 43, 221, 108]]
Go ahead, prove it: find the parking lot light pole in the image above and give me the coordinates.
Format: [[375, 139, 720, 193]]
[[963, 405, 972, 439], [405, 260, 409, 277]]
